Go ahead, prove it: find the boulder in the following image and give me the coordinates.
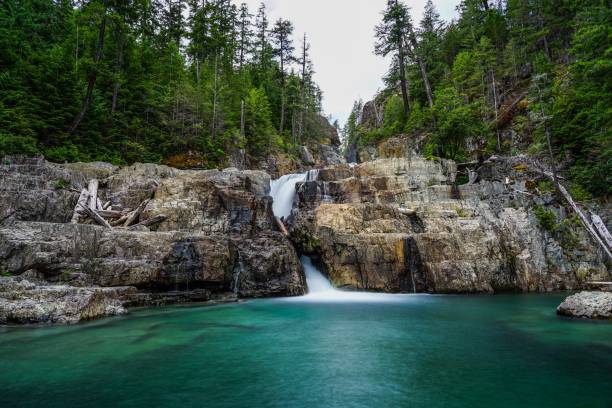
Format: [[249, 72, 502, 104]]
[[300, 146, 316, 166], [557, 291, 612, 319]]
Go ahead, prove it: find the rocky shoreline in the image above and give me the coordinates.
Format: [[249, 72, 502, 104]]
[[1, 145, 610, 324]]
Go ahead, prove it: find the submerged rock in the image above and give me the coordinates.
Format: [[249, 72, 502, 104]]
[[0, 277, 135, 325], [557, 291, 612, 320]]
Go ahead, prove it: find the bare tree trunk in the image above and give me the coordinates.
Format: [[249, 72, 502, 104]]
[[397, 45, 411, 116], [111, 20, 124, 114], [491, 70, 500, 151], [407, 34, 434, 109], [75, 24, 79, 74], [240, 99, 245, 138], [535, 79, 558, 187], [279, 34, 287, 135], [211, 53, 219, 141], [299, 33, 307, 142], [68, 0, 108, 133], [280, 85, 285, 134]]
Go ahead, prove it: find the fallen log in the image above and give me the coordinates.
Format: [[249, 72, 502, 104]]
[[102, 201, 112, 210], [591, 213, 612, 250], [87, 179, 99, 211], [398, 208, 416, 216], [78, 202, 112, 229], [128, 215, 167, 230], [274, 216, 289, 236], [110, 214, 130, 227], [124, 199, 150, 227], [98, 210, 128, 219], [71, 189, 90, 224], [556, 183, 612, 260], [486, 155, 609, 259], [495, 92, 527, 129]]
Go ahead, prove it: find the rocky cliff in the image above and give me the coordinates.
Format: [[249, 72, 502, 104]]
[[289, 138, 609, 293], [1, 138, 609, 324], [0, 156, 304, 323]]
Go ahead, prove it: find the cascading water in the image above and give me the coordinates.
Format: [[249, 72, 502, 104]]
[[270, 173, 307, 219], [270, 171, 415, 302]]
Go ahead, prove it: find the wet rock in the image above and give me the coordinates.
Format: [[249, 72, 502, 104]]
[[557, 291, 612, 320], [0, 277, 135, 325]]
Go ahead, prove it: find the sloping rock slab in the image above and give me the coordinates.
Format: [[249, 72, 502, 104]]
[[0, 277, 135, 325]]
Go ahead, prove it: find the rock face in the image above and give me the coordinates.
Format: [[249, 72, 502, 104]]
[[0, 156, 305, 325], [290, 149, 609, 294], [0, 277, 135, 325], [557, 291, 612, 319]]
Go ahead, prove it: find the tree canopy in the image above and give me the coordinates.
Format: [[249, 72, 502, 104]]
[[0, 0, 329, 168]]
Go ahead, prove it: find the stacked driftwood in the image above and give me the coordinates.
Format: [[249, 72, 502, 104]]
[[70, 179, 166, 230]]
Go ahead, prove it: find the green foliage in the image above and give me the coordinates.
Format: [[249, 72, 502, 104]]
[[534, 206, 557, 232], [537, 180, 556, 193], [0, 0, 327, 167], [45, 144, 81, 163], [0, 133, 39, 157], [359, 0, 609, 198], [244, 87, 277, 157], [430, 86, 486, 161], [0, 270, 12, 277], [54, 178, 69, 190]]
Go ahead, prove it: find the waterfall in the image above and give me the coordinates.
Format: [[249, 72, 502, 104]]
[[296, 255, 411, 302], [270, 173, 307, 219], [271, 171, 414, 302], [300, 256, 335, 293], [270, 170, 319, 219]]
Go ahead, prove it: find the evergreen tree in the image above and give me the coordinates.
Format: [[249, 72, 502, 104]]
[[270, 18, 295, 135], [375, 0, 412, 116]]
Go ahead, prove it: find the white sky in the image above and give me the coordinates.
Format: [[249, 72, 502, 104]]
[[236, 0, 460, 126]]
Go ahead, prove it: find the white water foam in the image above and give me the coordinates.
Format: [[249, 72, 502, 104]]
[[270, 171, 418, 303], [295, 256, 416, 303], [270, 173, 308, 219]]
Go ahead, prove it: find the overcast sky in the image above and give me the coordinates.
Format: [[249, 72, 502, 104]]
[[236, 0, 460, 126]]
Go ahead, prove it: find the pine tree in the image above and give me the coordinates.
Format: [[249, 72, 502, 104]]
[[375, 0, 412, 116], [236, 3, 253, 70], [270, 18, 295, 135]]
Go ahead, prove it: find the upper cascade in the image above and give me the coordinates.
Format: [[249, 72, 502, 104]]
[[270, 170, 319, 219]]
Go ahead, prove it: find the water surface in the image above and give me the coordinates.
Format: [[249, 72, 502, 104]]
[[1, 294, 611, 408]]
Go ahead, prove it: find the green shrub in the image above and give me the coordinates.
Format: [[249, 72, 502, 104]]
[[537, 180, 556, 193], [568, 183, 592, 202], [1, 270, 12, 277], [54, 178, 69, 190], [535, 206, 557, 232], [0, 133, 39, 157], [45, 143, 81, 163]]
